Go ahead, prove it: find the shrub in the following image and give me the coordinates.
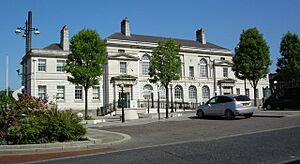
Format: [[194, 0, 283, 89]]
[[7, 117, 46, 144], [2, 93, 86, 144], [43, 108, 86, 142], [7, 108, 86, 144]]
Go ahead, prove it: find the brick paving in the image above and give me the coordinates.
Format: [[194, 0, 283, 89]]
[[0, 147, 113, 163]]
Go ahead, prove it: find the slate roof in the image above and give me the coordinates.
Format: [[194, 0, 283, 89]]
[[107, 32, 229, 50], [43, 44, 63, 50]]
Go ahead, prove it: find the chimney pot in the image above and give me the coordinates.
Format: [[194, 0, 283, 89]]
[[60, 25, 69, 51], [196, 28, 206, 44], [121, 17, 130, 36]]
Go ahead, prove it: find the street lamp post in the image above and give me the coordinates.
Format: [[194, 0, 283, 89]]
[[120, 83, 125, 123], [15, 11, 40, 53], [157, 84, 160, 120]]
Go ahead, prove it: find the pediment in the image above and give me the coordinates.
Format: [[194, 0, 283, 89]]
[[108, 53, 140, 61]]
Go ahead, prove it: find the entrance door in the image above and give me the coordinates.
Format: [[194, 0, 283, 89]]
[[223, 87, 232, 95], [118, 92, 130, 108]]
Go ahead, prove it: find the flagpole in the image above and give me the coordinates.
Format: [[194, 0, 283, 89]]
[[6, 55, 8, 97]]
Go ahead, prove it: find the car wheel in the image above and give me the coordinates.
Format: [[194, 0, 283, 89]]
[[225, 110, 235, 120], [245, 113, 253, 118], [266, 103, 274, 110], [197, 109, 205, 119]]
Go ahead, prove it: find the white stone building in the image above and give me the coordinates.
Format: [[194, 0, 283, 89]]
[[21, 18, 269, 114]]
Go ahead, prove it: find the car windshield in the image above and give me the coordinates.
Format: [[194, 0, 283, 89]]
[[233, 95, 250, 101]]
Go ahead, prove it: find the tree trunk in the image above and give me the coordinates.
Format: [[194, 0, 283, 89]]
[[253, 82, 258, 107], [84, 87, 88, 119], [165, 83, 169, 118]]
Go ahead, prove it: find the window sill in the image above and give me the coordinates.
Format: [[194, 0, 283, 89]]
[[56, 99, 65, 103], [74, 100, 83, 103]]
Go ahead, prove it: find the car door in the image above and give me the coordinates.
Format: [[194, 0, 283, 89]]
[[215, 96, 227, 116], [206, 96, 220, 116]]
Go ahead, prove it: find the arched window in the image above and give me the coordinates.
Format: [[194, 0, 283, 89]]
[[159, 85, 166, 99], [143, 84, 153, 99], [189, 85, 197, 99], [199, 59, 208, 77], [142, 54, 150, 75], [174, 85, 183, 99], [202, 86, 210, 99]]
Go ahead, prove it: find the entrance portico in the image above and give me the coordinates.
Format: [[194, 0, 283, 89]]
[[218, 78, 236, 95], [111, 75, 137, 109]]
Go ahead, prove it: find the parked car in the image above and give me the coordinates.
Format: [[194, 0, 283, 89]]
[[263, 87, 300, 110], [196, 95, 254, 119]]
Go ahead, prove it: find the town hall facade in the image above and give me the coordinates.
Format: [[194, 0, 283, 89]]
[[21, 18, 269, 114]]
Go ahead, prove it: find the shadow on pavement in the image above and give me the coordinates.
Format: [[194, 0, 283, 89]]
[[252, 115, 284, 118], [188, 116, 245, 120]]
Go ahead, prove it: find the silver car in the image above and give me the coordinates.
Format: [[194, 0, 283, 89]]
[[196, 95, 254, 119]]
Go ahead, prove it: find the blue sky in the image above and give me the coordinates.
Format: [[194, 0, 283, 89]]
[[0, 0, 299, 90]]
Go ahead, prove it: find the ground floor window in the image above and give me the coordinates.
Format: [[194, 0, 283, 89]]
[[174, 85, 183, 99], [143, 84, 153, 99], [38, 85, 47, 99], [93, 86, 100, 100], [57, 86, 65, 100], [159, 86, 166, 99], [189, 85, 197, 99], [75, 86, 83, 100], [202, 86, 210, 99]]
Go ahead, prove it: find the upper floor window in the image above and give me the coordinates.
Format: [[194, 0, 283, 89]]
[[118, 49, 125, 53], [189, 85, 197, 99], [93, 86, 100, 100], [38, 59, 46, 72], [174, 85, 183, 99], [57, 60, 65, 72], [38, 85, 47, 99], [221, 57, 225, 61], [189, 66, 194, 78], [120, 62, 127, 74], [142, 54, 150, 75], [223, 68, 228, 78], [57, 86, 65, 100], [199, 59, 208, 77], [75, 86, 83, 100]]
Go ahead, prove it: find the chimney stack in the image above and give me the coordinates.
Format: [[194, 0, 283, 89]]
[[196, 28, 206, 44], [121, 17, 130, 36], [60, 25, 69, 51]]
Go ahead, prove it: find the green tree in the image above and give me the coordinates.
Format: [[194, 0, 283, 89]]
[[233, 28, 271, 106], [0, 88, 13, 111], [149, 39, 181, 118], [276, 32, 300, 79], [65, 29, 107, 119]]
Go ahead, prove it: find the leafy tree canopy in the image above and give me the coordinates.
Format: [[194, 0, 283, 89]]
[[65, 29, 107, 118], [233, 27, 271, 84], [233, 27, 271, 106], [149, 39, 181, 86], [65, 29, 107, 89], [149, 39, 181, 118], [277, 32, 300, 79]]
